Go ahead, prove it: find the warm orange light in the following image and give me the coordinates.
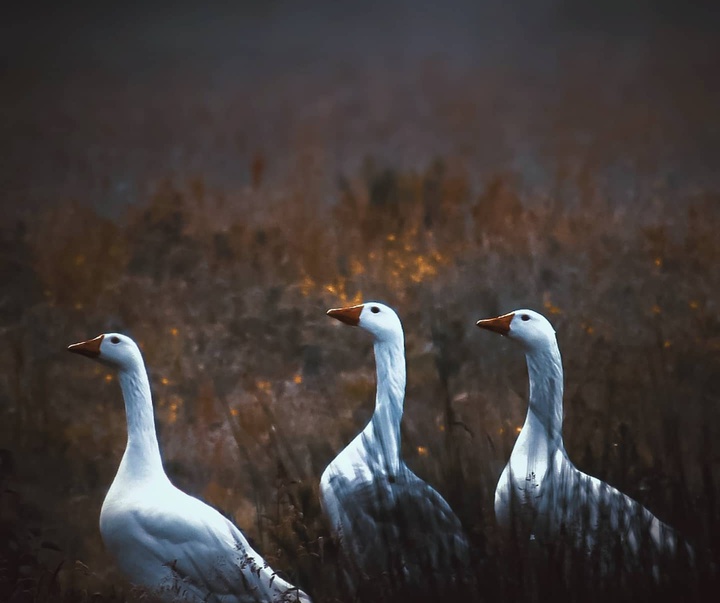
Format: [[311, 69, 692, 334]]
[[543, 300, 562, 315], [168, 401, 179, 424], [417, 446, 429, 457], [350, 258, 366, 275], [170, 328, 179, 336], [230, 408, 239, 416], [409, 254, 439, 283], [161, 377, 170, 385], [299, 272, 315, 297], [515, 426, 522, 434], [293, 373, 303, 384], [651, 304, 662, 315], [104, 374, 113, 383]]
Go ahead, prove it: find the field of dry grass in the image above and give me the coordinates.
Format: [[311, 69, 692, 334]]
[[2, 158, 719, 601], [2, 3, 720, 602]]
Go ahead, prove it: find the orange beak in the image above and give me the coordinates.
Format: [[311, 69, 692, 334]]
[[327, 304, 364, 326], [67, 334, 104, 358], [476, 312, 514, 336]]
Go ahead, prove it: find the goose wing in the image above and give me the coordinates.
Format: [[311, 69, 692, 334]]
[[325, 471, 471, 592], [106, 490, 310, 603], [538, 455, 685, 568]]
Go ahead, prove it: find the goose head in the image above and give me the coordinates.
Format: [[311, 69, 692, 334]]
[[68, 333, 143, 370], [327, 302, 403, 342], [476, 309, 556, 351]]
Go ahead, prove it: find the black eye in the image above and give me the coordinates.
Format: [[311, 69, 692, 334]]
[[110, 336, 120, 344], [521, 314, 530, 321], [371, 306, 380, 314]]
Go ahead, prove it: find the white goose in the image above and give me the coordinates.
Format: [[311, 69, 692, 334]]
[[68, 333, 311, 603], [321, 303, 472, 601], [476, 310, 689, 573]]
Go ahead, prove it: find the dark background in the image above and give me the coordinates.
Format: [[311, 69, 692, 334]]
[[3, 0, 720, 217]]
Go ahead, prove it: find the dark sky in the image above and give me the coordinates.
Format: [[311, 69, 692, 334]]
[[2, 1, 719, 217], [4, 1, 716, 67]]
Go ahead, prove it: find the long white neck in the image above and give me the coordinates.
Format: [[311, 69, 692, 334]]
[[522, 339, 565, 448], [116, 360, 167, 483], [363, 335, 406, 475]]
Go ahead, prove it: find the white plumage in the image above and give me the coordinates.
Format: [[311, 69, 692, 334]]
[[477, 309, 689, 574], [68, 333, 311, 603], [321, 303, 472, 601]]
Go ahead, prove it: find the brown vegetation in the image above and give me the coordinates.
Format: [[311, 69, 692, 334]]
[[1, 158, 719, 600]]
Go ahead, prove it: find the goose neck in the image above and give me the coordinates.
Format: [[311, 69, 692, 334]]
[[524, 342, 564, 445], [367, 336, 405, 472], [117, 363, 166, 481]]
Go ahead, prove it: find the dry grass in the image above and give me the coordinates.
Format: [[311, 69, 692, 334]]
[[1, 157, 719, 601]]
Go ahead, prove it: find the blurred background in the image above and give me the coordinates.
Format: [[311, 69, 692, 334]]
[[1, 1, 719, 601]]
